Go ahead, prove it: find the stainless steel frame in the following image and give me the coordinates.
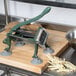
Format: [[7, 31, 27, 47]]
[[4, 0, 9, 25]]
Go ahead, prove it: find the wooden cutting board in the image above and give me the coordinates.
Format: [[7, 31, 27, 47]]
[[0, 28, 69, 74]]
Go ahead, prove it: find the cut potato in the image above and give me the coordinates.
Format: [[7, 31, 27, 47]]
[[47, 54, 76, 73]]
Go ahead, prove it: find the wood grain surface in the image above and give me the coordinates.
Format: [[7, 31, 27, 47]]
[[0, 23, 69, 74]]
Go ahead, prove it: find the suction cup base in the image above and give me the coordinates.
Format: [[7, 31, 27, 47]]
[[0, 50, 12, 56], [15, 41, 25, 47], [43, 48, 54, 54], [31, 58, 43, 65]]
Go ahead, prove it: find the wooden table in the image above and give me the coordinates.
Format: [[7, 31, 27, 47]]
[[0, 28, 69, 74]]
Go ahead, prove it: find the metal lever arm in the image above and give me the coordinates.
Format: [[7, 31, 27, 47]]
[[8, 7, 51, 35]]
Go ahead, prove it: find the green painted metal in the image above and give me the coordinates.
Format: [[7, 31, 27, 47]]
[[3, 36, 12, 52], [32, 44, 38, 58], [2, 7, 51, 61]]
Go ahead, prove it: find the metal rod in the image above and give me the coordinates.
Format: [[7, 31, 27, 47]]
[[56, 0, 64, 2], [4, 0, 9, 25]]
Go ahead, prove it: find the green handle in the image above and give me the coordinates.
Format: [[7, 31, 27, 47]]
[[8, 7, 51, 35]]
